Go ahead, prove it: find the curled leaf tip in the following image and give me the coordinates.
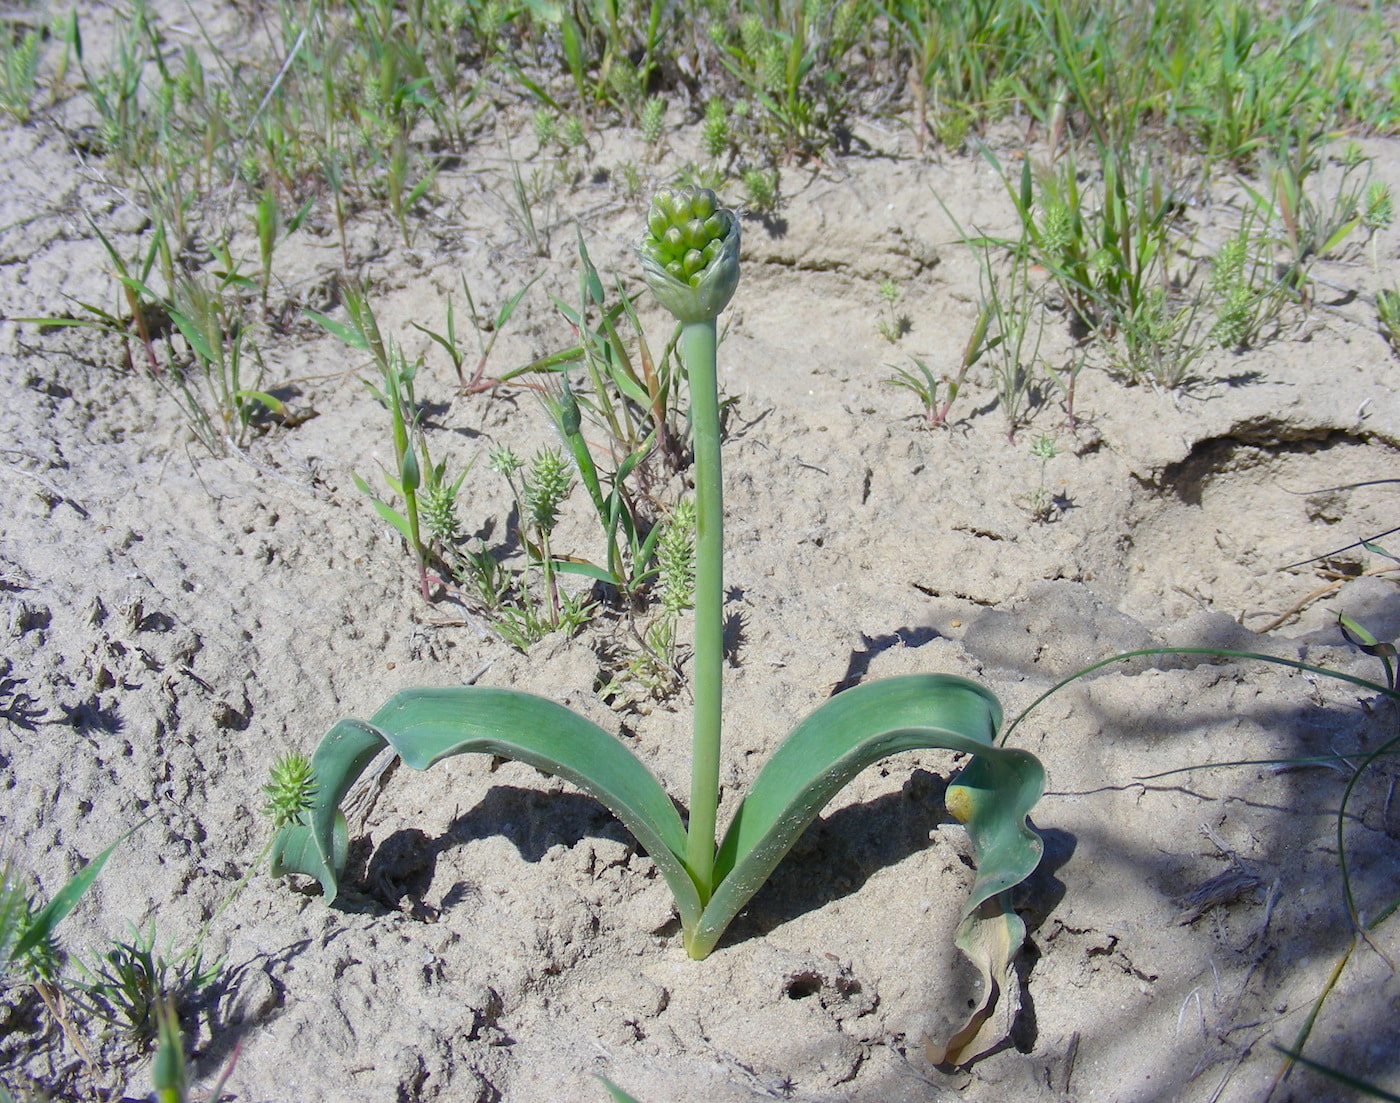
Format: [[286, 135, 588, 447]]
[[944, 783, 974, 824], [639, 186, 741, 323]]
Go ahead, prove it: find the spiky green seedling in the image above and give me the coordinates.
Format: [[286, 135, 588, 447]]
[[638, 187, 741, 324], [656, 497, 697, 616], [641, 96, 666, 146], [1364, 181, 1393, 232], [523, 448, 573, 535], [262, 753, 317, 830]]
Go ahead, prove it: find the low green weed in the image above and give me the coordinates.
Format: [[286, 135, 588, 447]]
[[882, 0, 1043, 152], [597, 497, 696, 708], [640, 95, 667, 152], [0, 824, 147, 1091], [0, 19, 43, 121], [412, 273, 539, 394], [1024, 434, 1061, 521], [19, 222, 285, 455], [977, 245, 1044, 438], [1207, 221, 1273, 350], [884, 302, 993, 430], [883, 356, 943, 428], [72, 924, 221, 1046], [740, 167, 778, 213], [504, 157, 556, 257], [1377, 288, 1400, 356], [712, 5, 858, 161], [874, 278, 908, 343], [997, 146, 1186, 345], [1115, 284, 1208, 389], [1239, 135, 1381, 304], [457, 445, 594, 650], [307, 287, 467, 600]]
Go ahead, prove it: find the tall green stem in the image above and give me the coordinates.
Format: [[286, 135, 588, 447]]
[[682, 317, 722, 898], [637, 183, 741, 910]]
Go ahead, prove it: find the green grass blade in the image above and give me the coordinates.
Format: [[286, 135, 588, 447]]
[[1002, 647, 1400, 745], [269, 688, 701, 930], [15, 820, 146, 960], [304, 308, 370, 350], [596, 1077, 644, 1103], [1271, 1045, 1400, 1101]]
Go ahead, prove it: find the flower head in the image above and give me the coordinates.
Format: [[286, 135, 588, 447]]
[[638, 187, 741, 324]]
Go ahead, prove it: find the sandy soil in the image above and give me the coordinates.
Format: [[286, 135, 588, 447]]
[[2, 9, 1400, 1102]]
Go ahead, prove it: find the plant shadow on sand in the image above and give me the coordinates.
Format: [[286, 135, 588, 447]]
[[1007, 656, 1400, 1097]]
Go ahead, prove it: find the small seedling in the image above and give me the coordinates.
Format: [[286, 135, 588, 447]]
[[1, 823, 146, 1079], [702, 99, 729, 162], [1025, 434, 1061, 521], [461, 445, 593, 649], [741, 167, 778, 213], [532, 108, 557, 148], [640, 95, 666, 150], [1377, 288, 1400, 356], [307, 288, 464, 599], [561, 114, 588, 154], [980, 249, 1044, 438], [74, 925, 221, 1046], [272, 189, 1045, 1066], [599, 498, 697, 708], [1209, 226, 1263, 350], [874, 277, 908, 342], [412, 272, 540, 394]]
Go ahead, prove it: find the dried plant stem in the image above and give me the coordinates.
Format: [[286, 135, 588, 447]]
[[1255, 562, 1400, 634]]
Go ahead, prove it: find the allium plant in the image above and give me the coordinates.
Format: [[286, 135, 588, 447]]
[[271, 187, 1046, 1063]]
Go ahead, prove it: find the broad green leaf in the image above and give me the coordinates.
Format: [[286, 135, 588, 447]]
[[698, 675, 1043, 1061], [273, 678, 1043, 1065], [269, 688, 702, 931]]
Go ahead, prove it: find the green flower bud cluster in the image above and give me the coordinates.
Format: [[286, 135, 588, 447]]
[[639, 186, 742, 323], [645, 190, 731, 286]]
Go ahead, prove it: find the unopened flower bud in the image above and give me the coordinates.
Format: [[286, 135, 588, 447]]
[[638, 186, 741, 323]]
